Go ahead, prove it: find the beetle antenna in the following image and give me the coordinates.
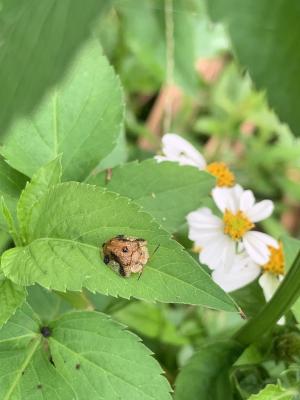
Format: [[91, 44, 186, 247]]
[[138, 271, 143, 281], [138, 244, 160, 282], [151, 244, 160, 258]]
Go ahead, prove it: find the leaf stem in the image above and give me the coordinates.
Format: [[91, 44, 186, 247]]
[[234, 251, 300, 346]]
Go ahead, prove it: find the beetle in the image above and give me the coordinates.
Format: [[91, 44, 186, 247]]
[[102, 235, 150, 278]]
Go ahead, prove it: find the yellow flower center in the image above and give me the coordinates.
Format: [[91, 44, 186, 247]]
[[223, 209, 254, 240], [262, 243, 284, 275], [206, 162, 235, 187], [192, 245, 202, 253]]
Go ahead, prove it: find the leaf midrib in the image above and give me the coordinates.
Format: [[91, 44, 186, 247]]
[[3, 335, 41, 400]]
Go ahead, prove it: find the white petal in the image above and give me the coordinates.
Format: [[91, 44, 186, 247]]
[[240, 190, 255, 212], [259, 273, 285, 325], [245, 200, 274, 223], [258, 272, 281, 302], [160, 133, 207, 169], [187, 208, 223, 230], [154, 155, 168, 163], [243, 231, 278, 265], [213, 256, 260, 292], [212, 184, 243, 214], [200, 235, 235, 270]]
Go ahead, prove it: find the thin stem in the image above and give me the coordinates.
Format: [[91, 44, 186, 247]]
[[164, 0, 175, 133], [234, 251, 300, 346]]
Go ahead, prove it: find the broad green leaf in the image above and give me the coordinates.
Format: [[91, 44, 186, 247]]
[[27, 285, 72, 323], [207, 0, 300, 136], [17, 157, 62, 243], [112, 302, 188, 345], [1, 38, 124, 181], [174, 341, 242, 400], [87, 159, 215, 232], [0, 158, 27, 231], [0, 275, 26, 328], [0, 304, 172, 400], [248, 384, 295, 400], [1, 182, 236, 311], [93, 129, 128, 174], [0, 0, 111, 133]]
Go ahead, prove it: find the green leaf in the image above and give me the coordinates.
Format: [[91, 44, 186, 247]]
[[17, 157, 62, 244], [0, 158, 27, 231], [0, 275, 26, 328], [87, 159, 215, 232], [112, 302, 188, 345], [1, 197, 21, 246], [207, 0, 300, 136], [1, 38, 124, 181], [0, 304, 172, 400], [116, 0, 198, 93], [0, 0, 111, 132], [174, 341, 242, 400], [248, 384, 296, 400], [1, 182, 236, 311]]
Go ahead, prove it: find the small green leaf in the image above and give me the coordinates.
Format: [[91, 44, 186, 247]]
[[248, 384, 296, 400], [0, 304, 172, 400], [1, 38, 124, 181], [0, 0, 112, 132], [1, 197, 21, 246], [17, 156, 62, 243], [1, 182, 236, 311], [0, 275, 26, 328], [174, 341, 242, 400], [88, 159, 215, 232], [0, 158, 27, 232]]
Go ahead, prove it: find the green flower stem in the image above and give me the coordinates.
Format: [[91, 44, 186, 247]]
[[234, 251, 300, 346]]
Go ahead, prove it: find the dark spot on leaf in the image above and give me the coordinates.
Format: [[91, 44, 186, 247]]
[[37, 384, 42, 390], [22, 371, 25, 376], [49, 356, 55, 367], [75, 363, 81, 370], [40, 326, 52, 338]]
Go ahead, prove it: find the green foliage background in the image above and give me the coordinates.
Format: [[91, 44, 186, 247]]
[[0, 0, 300, 399]]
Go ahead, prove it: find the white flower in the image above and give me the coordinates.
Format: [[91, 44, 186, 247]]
[[211, 240, 285, 324], [187, 185, 277, 268], [155, 133, 206, 169], [212, 252, 260, 292], [155, 133, 236, 188]]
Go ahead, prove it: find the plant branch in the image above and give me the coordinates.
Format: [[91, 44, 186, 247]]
[[234, 251, 300, 346]]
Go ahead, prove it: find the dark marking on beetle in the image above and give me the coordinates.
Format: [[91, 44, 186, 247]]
[[119, 264, 126, 277], [103, 255, 110, 264], [122, 246, 128, 253]]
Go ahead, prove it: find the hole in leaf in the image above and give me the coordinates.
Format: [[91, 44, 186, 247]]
[[40, 326, 52, 338]]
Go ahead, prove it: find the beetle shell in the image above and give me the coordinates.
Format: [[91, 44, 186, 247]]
[[102, 235, 149, 277]]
